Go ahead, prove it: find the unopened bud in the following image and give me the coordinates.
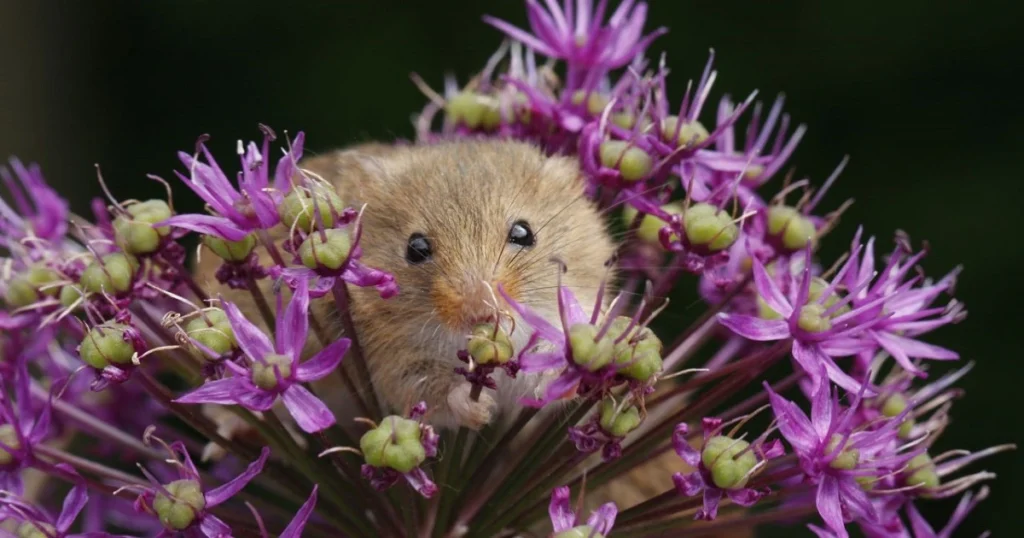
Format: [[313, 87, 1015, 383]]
[[797, 304, 832, 333], [360, 416, 427, 473], [79, 323, 137, 369], [113, 200, 172, 255], [622, 202, 683, 246], [185, 309, 237, 358], [203, 234, 256, 262], [904, 452, 940, 490], [659, 116, 710, 148], [0, 424, 21, 465], [599, 399, 642, 437], [766, 206, 816, 251], [446, 91, 501, 130], [598, 140, 653, 182], [299, 229, 352, 271], [684, 203, 738, 252], [570, 90, 610, 116], [79, 253, 139, 295], [826, 434, 860, 471], [279, 186, 345, 233], [59, 285, 86, 309], [614, 339, 663, 382], [701, 435, 757, 489], [554, 526, 605, 538], [3, 265, 61, 308], [467, 323, 514, 365], [569, 323, 614, 372], [152, 479, 206, 531], [251, 353, 293, 390]]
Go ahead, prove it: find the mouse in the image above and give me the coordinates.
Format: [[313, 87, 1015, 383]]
[[296, 139, 616, 429]]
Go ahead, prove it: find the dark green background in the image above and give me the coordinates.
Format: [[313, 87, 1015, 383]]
[[1, 1, 1019, 535]]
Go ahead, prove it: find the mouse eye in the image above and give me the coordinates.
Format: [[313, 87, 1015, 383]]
[[405, 233, 433, 264], [508, 220, 535, 248]]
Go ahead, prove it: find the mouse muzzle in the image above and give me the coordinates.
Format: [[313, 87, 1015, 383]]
[[431, 272, 520, 331]]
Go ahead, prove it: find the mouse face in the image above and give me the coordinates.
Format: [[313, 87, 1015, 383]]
[[345, 140, 615, 351]]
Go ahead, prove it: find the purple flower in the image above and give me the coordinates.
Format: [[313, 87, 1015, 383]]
[[484, 0, 666, 72], [671, 418, 783, 520], [277, 486, 318, 538], [159, 130, 305, 241], [767, 381, 915, 538], [359, 402, 440, 498], [0, 363, 52, 494], [548, 485, 617, 536], [175, 280, 347, 433], [136, 442, 269, 537], [0, 158, 69, 247], [0, 467, 134, 538]]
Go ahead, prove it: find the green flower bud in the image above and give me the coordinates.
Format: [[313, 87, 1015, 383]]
[[598, 140, 653, 182], [279, 187, 345, 233], [202, 233, 257, 262], [3, 265, 61, 308], [766, 206, 816, 251], [185, 309, 237, 358], [446, 91, 501, 130], [568, 323, 614, 372], [611, 111, 637, 129], [570, 90, 610, 116], [855, 475, 876, 491], [898, 419, 916, 439], [79, 323, 137, 369], [683, 203, 738, 252], [554, 526, 605, 538], [152, 479, 206, 531], [797, 304, 832, 333], [614, 339, 663, 382], [904, 453, 940, 490], [59, 285, 86, 309], [15, 522, 56, 538], [879, 392, 908, 418], [622, 202, 683, 246], [826, 434, 860, 471], [113, 200, 173, 255], [0, 424, 22, 466], [702, 435, 758, 489], [467, 323, 514, 365], [79, 253, 139, 295], [360, 416, 426, 473], [251, 353, 293, 390], [299, 229, 352, 271], [599, 399, 642, 437], [659, 115, 710, 147]]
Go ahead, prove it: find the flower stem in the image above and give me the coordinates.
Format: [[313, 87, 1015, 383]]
[[245, 275, 276, 337], [331, 280, 382, 419]]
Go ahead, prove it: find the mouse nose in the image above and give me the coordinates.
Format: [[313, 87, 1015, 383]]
[[432, 274, 517, 330]]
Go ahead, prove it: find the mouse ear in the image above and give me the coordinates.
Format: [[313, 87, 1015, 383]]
[[539, 152, 588, 192]]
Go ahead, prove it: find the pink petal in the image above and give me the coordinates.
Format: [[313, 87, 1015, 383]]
[[280, 486, 318, 538], [403, 467, 439, 498], [717, 313, 790, 341], [206, 447, 270, 507], [281, 385, 335, 433], [223, 301, 274, 361], [752, 258, 793, 318], [585, 502, 618, 534], [671, 423, 701, 467], [500, 285, 563, 344], [809, 381, 834, 440], [296, 338, 349, 382], [276, 279, 310, 358], [815, 476, 848, 538], [548, 486, 575, 531], [56, 482, 88, 532], [198, 515, 232, 538], [157, 214, 249, 242], [672, 471, 705, 497], [519, 350, 566, 372], [765, 384, 817, 455], [174, 378, 243, 406]]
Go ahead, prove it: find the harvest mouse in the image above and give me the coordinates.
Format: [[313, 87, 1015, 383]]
[[297, 139, 616, 429]]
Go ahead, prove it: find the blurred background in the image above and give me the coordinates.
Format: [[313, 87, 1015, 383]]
[[1, 1, 1020, 535]]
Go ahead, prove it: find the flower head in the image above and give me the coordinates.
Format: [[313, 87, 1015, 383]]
[[548, 485, 617, 537]]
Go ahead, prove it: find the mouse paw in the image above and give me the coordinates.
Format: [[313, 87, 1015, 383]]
[[447, 382, 496, 430]]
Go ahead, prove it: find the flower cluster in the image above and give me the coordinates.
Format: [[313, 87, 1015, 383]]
[[0, 1, 1011, 537]]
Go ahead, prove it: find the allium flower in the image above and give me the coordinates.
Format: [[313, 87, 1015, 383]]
[[175, 280, 348, 433], [548, 485, 617, 537], [135, 442, 269, 536], [159, 130, 304, 241], [0, 1, 1012, 537]]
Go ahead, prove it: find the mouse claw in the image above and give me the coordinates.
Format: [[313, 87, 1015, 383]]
[[447, 381, 497, 430]]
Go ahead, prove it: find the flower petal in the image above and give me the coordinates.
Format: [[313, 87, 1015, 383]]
[[765, 383, 818, 455], [223, 300, 275, 361], [296, 338, 349, 382], [403, 467, 439, 498], [206, 446, 270, 507], [519, 350, 566, 372], [56, 482, 88, 532], [586, 502, 617, 534], [815, 476, 848, 538], [281, 385, 336, 433], [548, 486, 575, 532], [672, 471, 705, 497], [717, 313, 790, 341], [280, 486, 318, 538], [671, 423, 701, 468], [276, 278, 310, 358], [174, 378, 243, 406], [752, 258, 793, 318], [198, 515, 232, 538], [156, 214, 249, 242], [500, 285, 563, 344]]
